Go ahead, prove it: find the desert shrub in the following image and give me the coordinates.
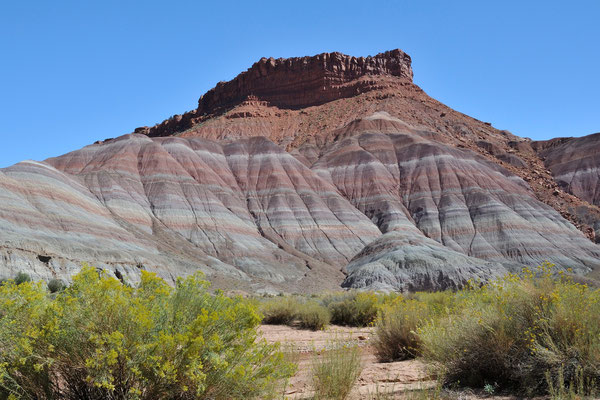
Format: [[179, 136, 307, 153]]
[[324, 292, 380, 327], [260, 296, 300, 325], [374, 298, 430, 362], [377, 291, 403, 306], [0, 266, 295, 400], [419, 263, 600, 396], [13, 271, 31, 285], [47, 278, 66, 293], [297, 301, 331, 331], [373, 291, 457, 362], [411, 290, 458, 314], [311, 341, 363, 400]]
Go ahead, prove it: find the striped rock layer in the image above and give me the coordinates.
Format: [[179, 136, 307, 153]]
[[534, 134, 600, 207], [531, 133, 600, 246], [2, 50, 600, 292]]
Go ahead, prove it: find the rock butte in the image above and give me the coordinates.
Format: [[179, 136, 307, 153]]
[[2, 49, 600, 292]]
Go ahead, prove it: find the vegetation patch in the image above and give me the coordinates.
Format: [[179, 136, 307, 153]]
[[0, 266, 295, 400], [260, 295, 301, 325], [13, 271, 31, 285], [311, 341, 363, 400], [296, 301, 331, 331], [418, 263, 600, 396], [374, 291, 457, 362], [46, 278, 66, 293], [323, 291, 382, 327], [3, 262, 600, 398]]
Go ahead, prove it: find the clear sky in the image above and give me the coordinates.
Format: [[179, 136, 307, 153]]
[[0, 0, 598, 167]]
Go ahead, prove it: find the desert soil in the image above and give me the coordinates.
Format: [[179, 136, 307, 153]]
[[258, 325, 520, 399]]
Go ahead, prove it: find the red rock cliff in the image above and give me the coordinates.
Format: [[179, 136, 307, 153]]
[[140, 49, 413, 137], [198, 49, 413, 113]]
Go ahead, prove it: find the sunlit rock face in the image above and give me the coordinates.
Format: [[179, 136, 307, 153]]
[[534, 133, 600, 206], [312, 118, 600, 289], [1, 49, 600, 292], [0, 134, 382, 291], [531, 134, 600, 243]]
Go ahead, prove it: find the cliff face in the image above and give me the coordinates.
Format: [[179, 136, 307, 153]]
[[138, 49, 413, 137], [198, 49, 413, 114], [2, 49, 600, 292]]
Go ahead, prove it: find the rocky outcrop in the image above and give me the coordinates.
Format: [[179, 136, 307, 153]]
[[197, 49, 413, 114], [533, 134, 600, 242], [534, 134, 600, 205], [342, 232, 507, 292], [142, 50, 413, 137], [4, 118, 599, 292]]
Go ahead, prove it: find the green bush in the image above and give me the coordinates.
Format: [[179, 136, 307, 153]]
[[47, 278, 66, 293], [13, 271, 31, 285], [373, 291, 456, 362], [324, 292, 380, 327], [0, 266, 295, 400], [419, 263, 600, 396], [296, 301, 331, 331], [260, 296, 300, 325], [311, 341, 363, 400], [374, 298, 430, 362]]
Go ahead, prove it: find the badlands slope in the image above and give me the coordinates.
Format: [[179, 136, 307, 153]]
[[1, 50, 600, 292]]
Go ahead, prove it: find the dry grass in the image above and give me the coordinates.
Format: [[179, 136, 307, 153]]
[[311, 341, 363, 400]]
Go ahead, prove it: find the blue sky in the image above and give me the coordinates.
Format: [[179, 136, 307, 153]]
[[0, 0, 598, 167]]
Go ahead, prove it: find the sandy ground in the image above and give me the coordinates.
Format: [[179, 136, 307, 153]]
[[258, 325, 521, 399]]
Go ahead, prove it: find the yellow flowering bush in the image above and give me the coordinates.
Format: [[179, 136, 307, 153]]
[[0, 267, 295, 400], [373, 291, 456, 362], [418, 263, 600, 396]]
